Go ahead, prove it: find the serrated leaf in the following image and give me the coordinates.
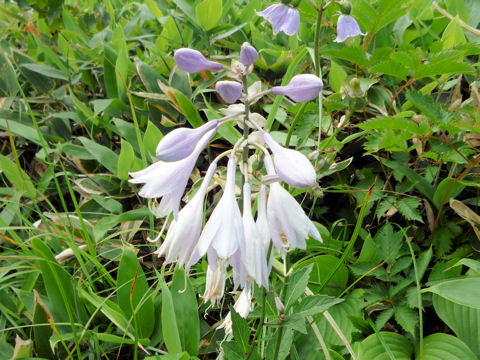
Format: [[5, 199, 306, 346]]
[[395, 305, 418, 336], [284, 264, 313, 310], [375, 308, 394, 330], [376, 196, 395, 220], [396, 197, 423, 222], [442, 16, 466, 50], [231, 308, 250, 352]]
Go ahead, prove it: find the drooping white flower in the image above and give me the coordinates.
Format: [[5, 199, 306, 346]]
[[335, 15, 365, 43], [188, 155, 245, 267], [129, 128, 216, 219], [218, 287, 253, 335], [256, 184, 272, 271], [154, 161, 217, 269], [262, 131, 316, 188], [263, 152, 322, 258], [202, 263, 227, 306], [256, 3, 300, 38], [155, 120, 219, 161], [242, 182, 269, 289]]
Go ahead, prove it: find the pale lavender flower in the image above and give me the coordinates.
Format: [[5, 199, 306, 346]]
[[270, 74, 323, 103], [262, 132, 316, 188], [240, 42, 258, 66], [156, 120, 219, 161], [334, 15, 365, 43], [256, 184, 272, 272], [263, 152, 322, 258], [188, 156, 245, 267], [129, 128, 216, 219], [242, 182, 270, 289], [154, 161, 217, 269], [216, 81, 243, 104], [174, 48, 224, 73], [256, 3, 300, 37]]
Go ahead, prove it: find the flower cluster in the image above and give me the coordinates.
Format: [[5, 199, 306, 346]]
[[130, 42, 324, 330]]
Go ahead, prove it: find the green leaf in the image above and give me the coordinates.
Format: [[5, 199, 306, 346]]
[[291, 295, 343, 319], [395, 305, 418, 336], [20, 63, 68, 81], [433, 178, 465, 208], [231, 307, 250, 352], [143, 121, 163, 157], [284, 264, 313, 311], [0, 51, 18, 96], [396, 197, 423, 222], [0, 154, 36, 198], [175, 91, 204, 128], [104, 44, 118, 98], [78, 137, 119, 174], [161, 280, 182, 354], [433, 294, 480, 357], [298, 255, 348, 296], [442, 16, 466, 50], [117, 246, 155, 338], [117, 139, 135, 180], [357, 332, 412, 360], [329, 61, 347, 93], [423, 278, 480, 309], [196, 0, 222, 31], [418, 333, 477, 360], [32, 291, 54, 359], [170, 268, 200, 356]]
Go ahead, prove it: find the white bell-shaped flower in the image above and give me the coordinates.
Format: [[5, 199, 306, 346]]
[[154, 161, 217, 269], [262, 131, 316, 188], [129, 128, 216, 219]]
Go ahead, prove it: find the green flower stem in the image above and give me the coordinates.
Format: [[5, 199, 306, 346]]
[[317, 179, 375, 294], [285, 102, 307, 148], [272, 254, 290, 360], [314, 3, 325, 155]]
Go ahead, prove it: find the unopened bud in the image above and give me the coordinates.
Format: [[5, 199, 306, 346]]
[[216, 81, 243, 104], [275, 296, 285, 314], [174, 48, 224, 73], [270, 74, 323, 103], [240, 42, 258, 66]]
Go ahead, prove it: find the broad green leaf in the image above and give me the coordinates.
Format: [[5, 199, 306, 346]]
[[357, 332, 412, 360], [117, 246, 155, 338], [298, 255, 348, 296], [329, 60, 347, 93], [284, 264, 313, 310], [20, 63, 68, 81], [174, 91, 204, 128], [117, 139, 135, 180], [0, 154, 36, 198], [290, 295, 343, 319], [418, 333, 477, 360], [31, 238, 86, 324], [196, 0, 222, 31], [104, 44, 118, 98], [78, 137, 119, 174], [143, 121, 163, 157], [433, 178, 465, 208], [423, 278, 480, 309], [161, 280, 182, 354], [32, 290, 54, 359], [442, 16, 466, 50], [433, 294, 480, 357], [170, 268, 200, 356], [0, 51, 18, 96], [231, 307, 250, 352]]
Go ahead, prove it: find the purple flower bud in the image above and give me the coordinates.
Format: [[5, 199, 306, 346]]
[[216, 81, 243, 104], [155, 120, 219, 161], [334, 15, 365, 43], [270, 74, 323, 103], [256, 3, 300, 37], [174, 48, 224, 73], [240, 42, 258, 66], [262, 132, 316, 188]]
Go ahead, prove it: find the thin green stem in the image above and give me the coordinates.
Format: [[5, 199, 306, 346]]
[[317, 180, 375, 293], [314, 4, 325, 152], [272, 254, 290, 360], [285, 103, 307, 148]]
